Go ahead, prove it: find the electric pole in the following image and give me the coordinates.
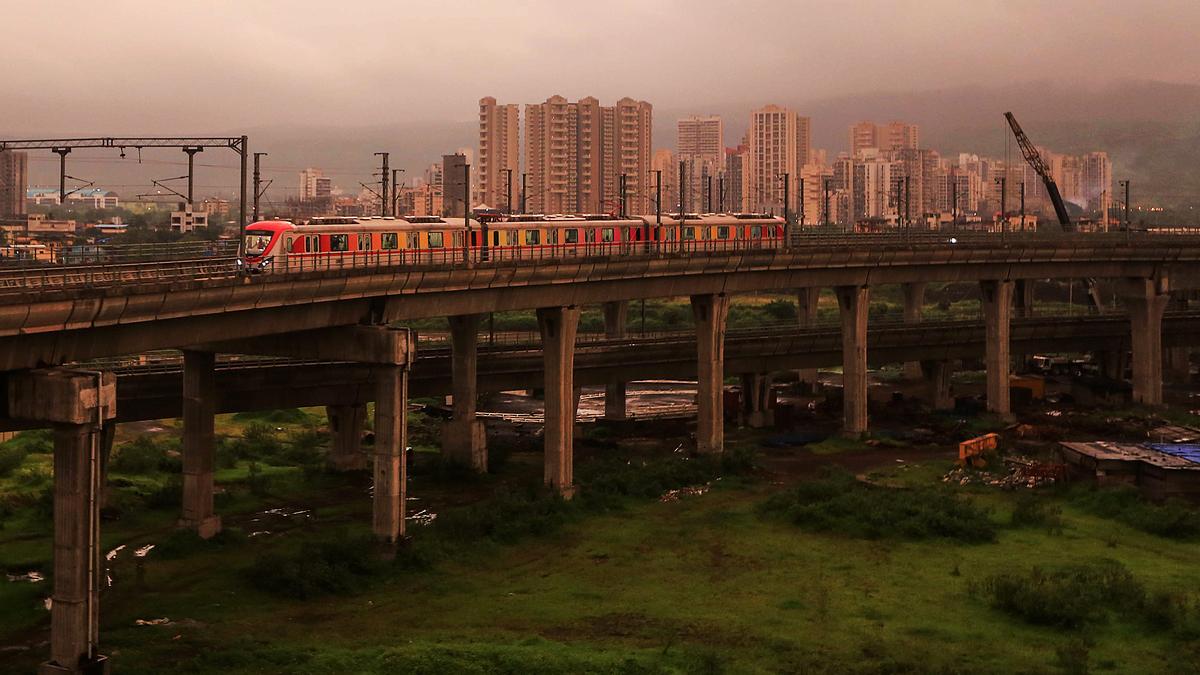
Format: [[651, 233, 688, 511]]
[[252, 152, 267, 221], [822, 177, 831, 227], [374, 152, 389, 216], [996, 175, 1007, 232], [781, 173, 790, 241], [1019, 181, 1026, 232], [1120, 180, 1130, 230], [392, 168, 404, 217], [678, 160, 686, 214], [54, 147, 70, 213], [951, 173, 958, 230], [505, 168, 513, 214], [521, 172, 527, 214], [706, 174, 712, 212], [718, 175, 724, 213], [904, 175, 911, 231], [619, 173, 627, 218], [183, 146, 203, 207]]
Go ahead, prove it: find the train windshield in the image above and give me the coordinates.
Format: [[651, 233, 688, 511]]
[[244, 230, 272, 255]]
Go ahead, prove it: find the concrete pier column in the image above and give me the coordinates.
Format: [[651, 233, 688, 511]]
[[326, 404, 367, 471], [921, 360, 955, 410], [9, 369, 115, 675], [443, 314, 487, 471], [180, 350, 221, 539], [1014, 279, 1034, 318], [901, 282, 927, 379], [98, 424, 115, 510], [602, 301, 628, 420], [980, 280, 1014, 418], [1165, 292, 1191, 384], [1120, 277, 1170, 405], [691, 294, 730, 453], [538, 306, 581, 495], [373, 363, 409, 542], [740, 373, 773, 428], [1095, 350, 1128, 381], [796, 288, 821, 392], [836, 286, 870, 436]]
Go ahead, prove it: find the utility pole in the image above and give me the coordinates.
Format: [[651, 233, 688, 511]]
[[996, 175, 1007, 232], [392, 168, 404, 217], [252, 152, 267, 221], [798, 176, 805, 227], [1019, 181, 1026, 232], [718, 175, 724, 213], [678, 160, 686, 214], [822, 177, 831, 227], [781, 173, 790, 240], [520, 172, 527, 214], [183, 146, 204, 207], [53, 147, 70, 213], [705, 174, 712, 212], [505, 168, 513, 214], [619, 173, 627, 218], [951, 173, 958, 230], [904, 175, 911, 231], [1120, 179, 1130, 230], [374, 152, 389, 216]]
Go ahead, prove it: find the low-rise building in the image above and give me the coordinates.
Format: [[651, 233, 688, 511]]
[[170, 210, 209, 233]]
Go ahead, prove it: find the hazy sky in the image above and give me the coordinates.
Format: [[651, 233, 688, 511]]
[[4, 0, 1198, 133]]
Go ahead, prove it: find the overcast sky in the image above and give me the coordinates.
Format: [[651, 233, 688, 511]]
[[4, 0, 1198, 133]]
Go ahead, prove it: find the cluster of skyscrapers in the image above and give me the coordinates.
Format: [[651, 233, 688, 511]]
[[475, 97, 1114, 227]]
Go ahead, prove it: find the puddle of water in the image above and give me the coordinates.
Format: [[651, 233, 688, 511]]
[[135, 618, 171, 626], [105, 545, 126, 562], [248, 531, 271, 537], [134, 544, 155, 558], [6, 571, 44, 583]]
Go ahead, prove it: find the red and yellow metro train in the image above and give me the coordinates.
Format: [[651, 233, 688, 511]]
[[240, 213, 785, 271]]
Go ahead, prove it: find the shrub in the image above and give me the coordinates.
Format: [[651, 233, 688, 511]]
[[244, 531, 382, 599], [155, 527, 247, 560], [761, 469, 996, 543], [974, 560, 1145, 629], [0, 444, 28, 477], [1070, 486, 1200, 540], [233, 408, 317, 426], [1, 429, 53, 455], [436, 485, 574, 544], [110, 436, 180, 474], [1010, 494, 1064, 532]]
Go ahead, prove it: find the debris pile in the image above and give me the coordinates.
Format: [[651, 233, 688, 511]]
[[659, 484, 710, 502], [942, 455, 1065, 489], [406, 509, 437, 526]]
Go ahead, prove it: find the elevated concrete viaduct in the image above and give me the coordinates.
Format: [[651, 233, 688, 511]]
[[5, 234, 1200, 672]]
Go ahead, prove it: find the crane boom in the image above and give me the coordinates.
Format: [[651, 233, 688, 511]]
[[1004, 111, 1073, 231]]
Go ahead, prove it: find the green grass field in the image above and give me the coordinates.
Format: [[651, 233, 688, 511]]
[[3, 411, 1200, 674]]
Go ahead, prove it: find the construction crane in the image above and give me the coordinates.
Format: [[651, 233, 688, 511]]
[[1005, 111, 1102, 310], [1004, 111, 1073, 231]]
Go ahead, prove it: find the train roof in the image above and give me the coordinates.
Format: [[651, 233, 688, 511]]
[[246, 212, 783, 233]]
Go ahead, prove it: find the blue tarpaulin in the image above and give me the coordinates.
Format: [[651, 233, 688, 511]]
[[1146, 444, 1200, 464]]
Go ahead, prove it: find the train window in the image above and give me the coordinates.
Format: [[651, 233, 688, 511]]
[[428, 232, 444, 248], [506, 230, 518, 246], [717, 226, 730, 240], [548, 229, 558, 244], [622, 227, 630, 241], [406, 233, 419, 248], [453, 232, 465, 248], [492, 231, 500, 246], [601, 228, 614, 242], [525, 230, 541, 245], [381, 232, 398, 250], [357, 233, 371, 250], [286, 237, 294, 251], [564, 228, 578, 244], [585, 229, 597, 243], [683, 227, 695, 241], [751, 226, 761, 238], [329, 234, 349, 251]]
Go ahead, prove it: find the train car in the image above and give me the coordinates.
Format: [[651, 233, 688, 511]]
[[240, 212, 785, 272]]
